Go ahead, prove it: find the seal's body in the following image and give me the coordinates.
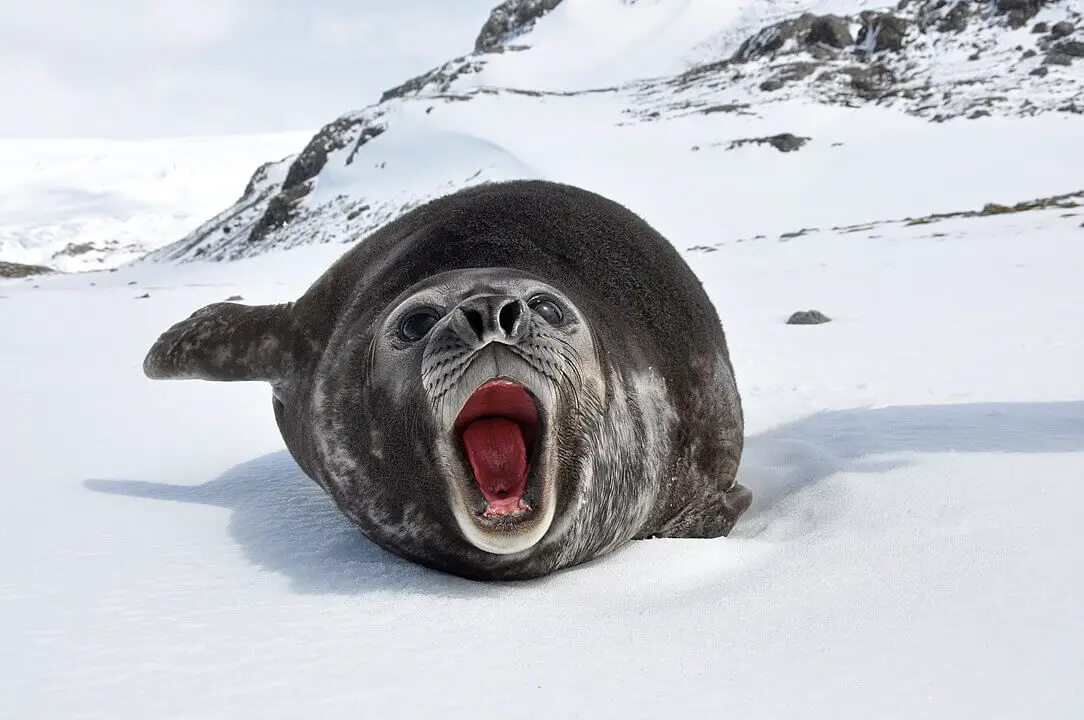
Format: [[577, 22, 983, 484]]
[[144, 180, 750, 580]]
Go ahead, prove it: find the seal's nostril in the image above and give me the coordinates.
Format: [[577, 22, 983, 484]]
[[461, 307, 485, 341], [498, 300, 522, 336]]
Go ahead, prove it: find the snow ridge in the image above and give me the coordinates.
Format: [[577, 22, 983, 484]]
[[144, 0, 1084, 266]]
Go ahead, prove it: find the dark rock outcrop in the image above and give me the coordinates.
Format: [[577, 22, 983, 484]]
[[786, 310, 832, 325], [245, 115, 386, 246], [381, 57, 485, 102], [248, 184, 311, 246], [734, 13, 853, 62], [728, 133, 811, 152], [475, 0, 564, 53], [1050, 21, 1076, 38], [842, 63, 897, 96], [54, 242, 95, 258], [0, 261, 56, 278], [809, 15, 854, 48], [857, 12, 910, 53], [240, 161, 279, 200], [282, 117, 384, 193], [1054, 39, 1084, 57], [995, 0, 1050, 29], [938, 2, 972, 33]]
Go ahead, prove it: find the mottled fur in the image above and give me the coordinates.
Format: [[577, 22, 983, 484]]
[[143, 179, 750, 580]]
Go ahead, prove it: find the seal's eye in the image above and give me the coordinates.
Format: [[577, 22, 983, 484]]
[[399, 308, 441, 342], [528, 295, 564, 325]]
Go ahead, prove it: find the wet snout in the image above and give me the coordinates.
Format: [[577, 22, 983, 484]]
[[450, 294, 529, 347]]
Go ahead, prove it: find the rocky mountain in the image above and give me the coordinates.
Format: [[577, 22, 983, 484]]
[[145, 0, 1083, 264], [0, 260, 55, 279]]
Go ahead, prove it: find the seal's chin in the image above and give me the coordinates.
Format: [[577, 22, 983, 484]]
[[453, 380, 540, 518], [444, 377, 557, 556]]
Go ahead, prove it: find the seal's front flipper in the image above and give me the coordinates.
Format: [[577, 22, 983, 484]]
[[143, 301, 294, 383], [648, 481, 753, 539]]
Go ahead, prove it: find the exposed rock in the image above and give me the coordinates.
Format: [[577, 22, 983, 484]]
[[786, 310, 832, 325], [728, 133, 811, 152], [381, 57, 486, 102], [282, 117, 384, 193], [733, 13, 852, 62], [995, 0, 1049, 29], [239, 114, 386, 248], [857, 12, 910, 53], [1054, 39, 1084, 57], [224, 295, 244, 302], [1030, 65, 1050, 75], [700, 102, 748, 115], [778, 62, 820, 82], [1032, 21, 1050, 33], [54, 242, 94, 258], [475, 0, 564, 53], [939, 2, 972, 33], [248, 184, 310, 246], [1023, 48, 1038, 58], [759, 61, 820, 90], [346, 204, 371, 220], [1044, 52, 1073, 65], [241, 161, 278, 200], [1050, 21, 1076, 38], [844, 63, 897, 96], [0, 261, 56, 278], [808, 15, 854, 48]]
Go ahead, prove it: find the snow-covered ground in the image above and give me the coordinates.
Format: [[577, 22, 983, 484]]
[[4, 127, 1083, 717], [3, 0, 1084, 717], [0, 132, 309, 272]]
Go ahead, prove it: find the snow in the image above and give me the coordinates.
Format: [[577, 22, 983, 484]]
[[0, 132, 310, 272], [464, 0, 868, 89], [5, 142, 1083, 718], [147, 0, 1084, 264], [4, 0, 1084, 716]]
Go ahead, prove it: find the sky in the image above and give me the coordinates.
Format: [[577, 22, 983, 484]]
[[0, 0, 501, 139]]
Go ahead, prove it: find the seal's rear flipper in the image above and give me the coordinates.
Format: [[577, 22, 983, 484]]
[[143, 301, 294, 383], [647, 482, 753, 539]]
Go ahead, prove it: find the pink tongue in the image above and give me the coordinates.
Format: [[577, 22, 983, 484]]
[[461, 418, 529, 513]]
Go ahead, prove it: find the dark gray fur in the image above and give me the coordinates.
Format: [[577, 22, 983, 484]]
[[143, 179, 750, 580]]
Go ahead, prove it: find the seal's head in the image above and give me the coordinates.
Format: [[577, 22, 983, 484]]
[[362, 268, 604, 559]]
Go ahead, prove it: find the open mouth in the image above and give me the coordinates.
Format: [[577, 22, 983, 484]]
[[453, 380, 541, 518]]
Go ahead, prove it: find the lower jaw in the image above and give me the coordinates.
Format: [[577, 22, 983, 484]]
[[482, 496, 531, 518], [453, 482, 554, 556], [474, 486, 539, 527]]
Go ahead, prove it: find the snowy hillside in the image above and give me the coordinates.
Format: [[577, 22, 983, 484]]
[[0, 133, 309, 272], [146, 0, 1084, 263]]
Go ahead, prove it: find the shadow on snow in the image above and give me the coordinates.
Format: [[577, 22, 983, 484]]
[[85, 400, 1084, 594]]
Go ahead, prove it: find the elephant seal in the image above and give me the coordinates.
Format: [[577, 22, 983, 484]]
[[143, 179, 750, 580]]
